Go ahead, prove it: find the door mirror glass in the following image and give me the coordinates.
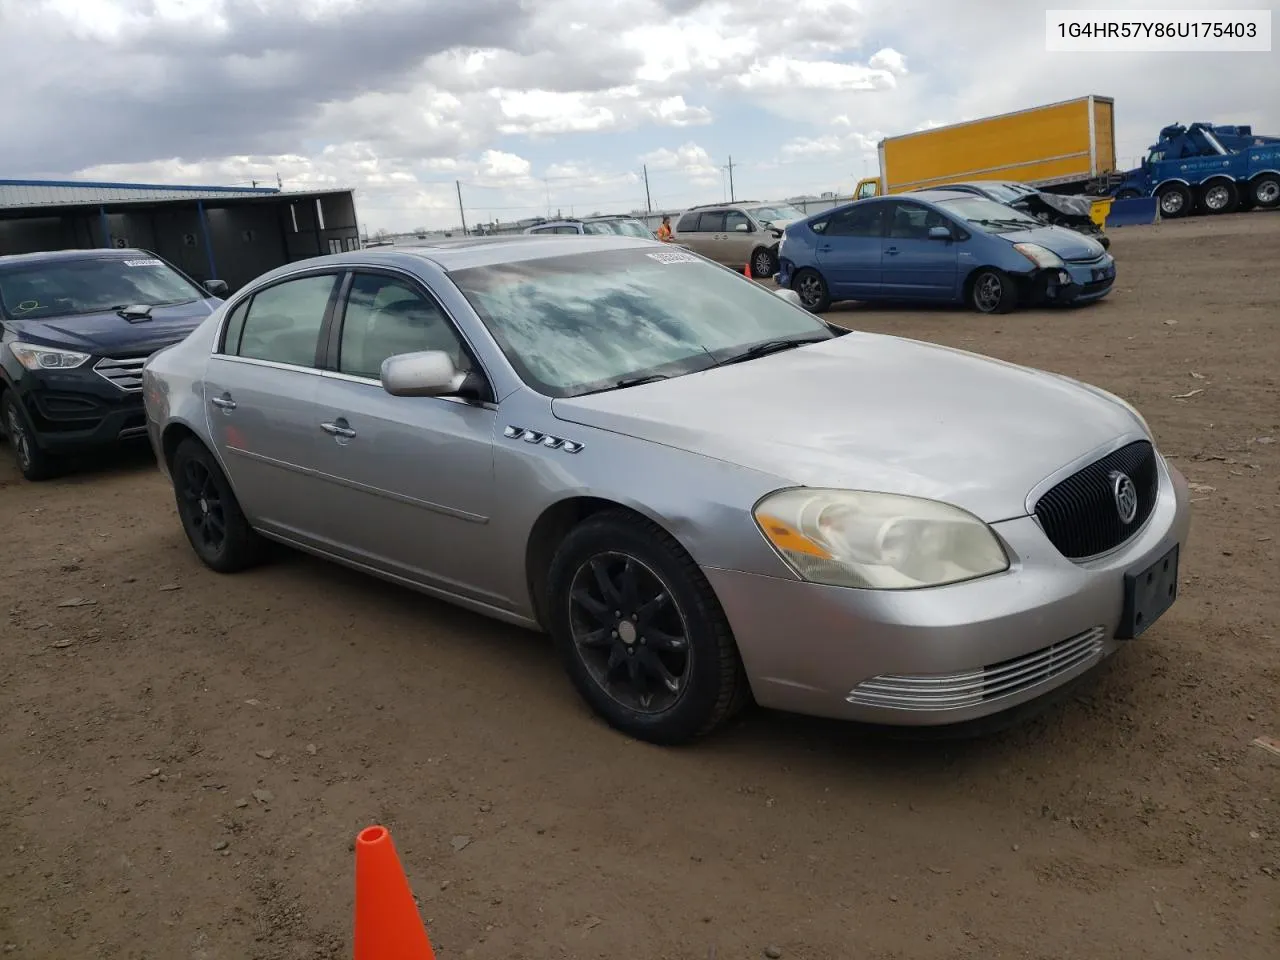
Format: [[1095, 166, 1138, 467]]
[[733, 222, 749, 232], [772, 287, 804, 307], [204, 279, 229, 298], [927, 225, 952, 240], [381, 350, 468, 397]]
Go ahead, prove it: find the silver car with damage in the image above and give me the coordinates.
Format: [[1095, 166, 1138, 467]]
[[143, 235, 1191, 744]]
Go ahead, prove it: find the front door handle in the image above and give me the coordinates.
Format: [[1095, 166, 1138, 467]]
[[885, 246, 900, 255], [320, 419, 357, 439], [211, 394, 236, 410], [818, 244, 832, 252]]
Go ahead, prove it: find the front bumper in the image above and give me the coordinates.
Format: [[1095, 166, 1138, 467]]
[[11, 364, 150, 453], [704, 457, 1191, 727], [1032, 256, 1117, 305]]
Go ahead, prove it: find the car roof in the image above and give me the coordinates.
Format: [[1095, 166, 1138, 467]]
[[902, 189, 977, 203], [257, 234, 657, 280], [0, 248, 156, 271]]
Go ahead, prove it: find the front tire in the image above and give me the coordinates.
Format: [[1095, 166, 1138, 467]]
[[546, 510, 748, 745], [750, 246, 777, 279], [969, 268, 1018, 314], [170, 438, 266, 573], [1157, 184, 1193, 218], [791, 268, 831, 313], [1, 391, 59, 481]]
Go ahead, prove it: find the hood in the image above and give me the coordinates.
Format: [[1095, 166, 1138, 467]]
[[997, 224, 1107, 261], [1017, 191, 1095, 222], [4, 298, 219, 355], [551, 333, 1144, 522]]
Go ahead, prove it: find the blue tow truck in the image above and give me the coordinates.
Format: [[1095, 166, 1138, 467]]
[[1109, 122, 1280, 218]]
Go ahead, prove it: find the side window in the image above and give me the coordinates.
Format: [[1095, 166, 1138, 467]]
[[555, 226, 581, 234], [724, 210, 751, 232], [219, 298, 251, 354], [529, 226, 552, 234], [886, 202, 946, 240], [856, 181, 879, 200], [675, 213, 700, 232], [338, 273, 472, 380], [234, 273, 338, 367], [826, 204, 885, 238], [698, 211, 727, 232]]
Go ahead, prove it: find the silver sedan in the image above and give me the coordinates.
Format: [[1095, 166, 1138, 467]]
[[143, 235, 1191, 744]]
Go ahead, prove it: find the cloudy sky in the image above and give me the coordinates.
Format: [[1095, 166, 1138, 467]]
[[2, 0, 1275, 232]]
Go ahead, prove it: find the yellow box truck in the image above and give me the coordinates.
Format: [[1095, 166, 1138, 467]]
[[852, 95, 1117, 200]]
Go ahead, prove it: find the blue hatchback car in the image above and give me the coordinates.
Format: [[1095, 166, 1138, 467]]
[[776, 190, 1116, 314]]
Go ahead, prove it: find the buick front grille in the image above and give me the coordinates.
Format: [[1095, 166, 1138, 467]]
[[1033, 440, 1158, 560], [846, 626, 1107, 711], [93, 355, 148, 392]]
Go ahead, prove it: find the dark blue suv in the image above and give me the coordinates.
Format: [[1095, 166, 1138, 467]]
[[0, 249, 226, 480]]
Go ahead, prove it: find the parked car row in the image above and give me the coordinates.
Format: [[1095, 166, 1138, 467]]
[[1, 228, 1178, 749]]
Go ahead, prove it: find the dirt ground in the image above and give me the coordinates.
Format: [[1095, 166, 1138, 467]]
[[2, 213, 1278, 960]]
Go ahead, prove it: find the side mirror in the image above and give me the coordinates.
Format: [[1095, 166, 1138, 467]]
[[772, 287, 803, 307], [381, 350, 469, 398], [927, 225, 952, 241], [734, 222, 749, 232], [204, 279, 229, 298]]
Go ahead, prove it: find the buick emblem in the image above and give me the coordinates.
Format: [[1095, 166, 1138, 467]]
[[1110, 470, 1138, 525]]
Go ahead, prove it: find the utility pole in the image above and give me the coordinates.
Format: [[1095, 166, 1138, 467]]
[[725, 155, 736, 202], [455, 180, 468, 236], [643, 164, 652, 213]]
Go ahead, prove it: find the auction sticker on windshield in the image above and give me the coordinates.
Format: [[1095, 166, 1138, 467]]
[[646, 250, 701, 265], [122, 259, 164, 267]]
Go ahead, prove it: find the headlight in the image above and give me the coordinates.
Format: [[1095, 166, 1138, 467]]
[[9, 341, 91, 371], [1012, 243, 1065, 270], [753, 488, 1010, 590]]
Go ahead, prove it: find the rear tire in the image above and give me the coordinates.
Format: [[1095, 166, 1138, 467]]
[[170, 437, 267, 573], [969, 268, 1018, 314], [1199, 180, 1238, 215], [792, 268, 831, 313], [1252, 174, 1280, 209], [545, 510, 749, 745], [1, 391, 59, 482]]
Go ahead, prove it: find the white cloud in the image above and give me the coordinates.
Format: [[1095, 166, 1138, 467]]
[[5, 0, 1278, 233]]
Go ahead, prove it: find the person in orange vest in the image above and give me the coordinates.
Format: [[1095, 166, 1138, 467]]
[[655, 215, 673, 242]]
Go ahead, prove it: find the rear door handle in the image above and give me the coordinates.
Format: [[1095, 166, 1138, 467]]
[[210, 394, 236, 410], [885, 246, 900, 255], [818, 244, 832, 252], [320, 419, 356, 439]]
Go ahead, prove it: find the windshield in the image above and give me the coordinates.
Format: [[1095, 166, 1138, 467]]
[[449, 247, 831, 397], [584, 219, 654, 238], [0, 256, 204, 320], [749, 204, 805, 225], [936, 198, 1042, 232]]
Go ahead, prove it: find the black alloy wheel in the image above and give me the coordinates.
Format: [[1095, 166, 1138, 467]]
[[568, 551, 692, 716], [546, 510, 748, 744], [170, 438, 266, 573]]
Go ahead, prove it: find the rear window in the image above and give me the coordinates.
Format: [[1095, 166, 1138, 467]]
[[449, 247, 830, 398], [0, 256, 204, 320]]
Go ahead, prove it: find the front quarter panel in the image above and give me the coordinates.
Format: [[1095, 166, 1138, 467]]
[[486, 387, 802, 622]]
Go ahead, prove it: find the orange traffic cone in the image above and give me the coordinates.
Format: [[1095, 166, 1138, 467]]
[[354, 825, 437, 960], [744, 260, 753, 279]]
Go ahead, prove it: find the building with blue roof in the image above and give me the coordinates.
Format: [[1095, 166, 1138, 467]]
[[0, 177, 361, 292]]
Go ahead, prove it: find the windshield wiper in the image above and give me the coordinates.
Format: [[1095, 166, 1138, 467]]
[[715, 334, 831, 367], [577, 373, 671, 396]]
